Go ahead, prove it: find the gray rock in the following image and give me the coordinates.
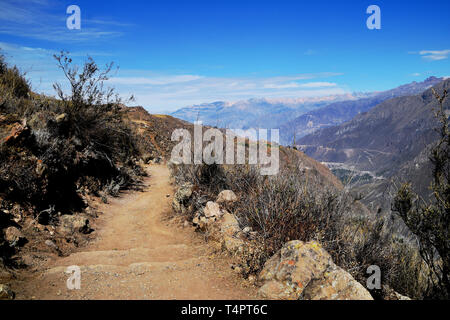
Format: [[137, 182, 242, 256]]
[[172, 183, 194, 214]]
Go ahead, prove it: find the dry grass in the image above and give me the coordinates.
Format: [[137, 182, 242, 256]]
[[171, 161, 429, 299]]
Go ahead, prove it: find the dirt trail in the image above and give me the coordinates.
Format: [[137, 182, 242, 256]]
[[11, 165, 257, 300]]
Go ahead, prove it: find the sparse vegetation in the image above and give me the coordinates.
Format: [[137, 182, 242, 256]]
[[170, 160, 427, 299], [392, 88, 449, 299], [0, 51, 144, 265]]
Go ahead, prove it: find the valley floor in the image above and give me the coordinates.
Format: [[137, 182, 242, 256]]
[[9, 165, 257, 300]]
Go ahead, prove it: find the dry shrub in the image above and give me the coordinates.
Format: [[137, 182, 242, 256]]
[[171, 161, 429, 299], [0, 52, 144, 215]]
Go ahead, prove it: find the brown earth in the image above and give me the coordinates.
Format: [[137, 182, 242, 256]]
[[9, 165, 258, 300]]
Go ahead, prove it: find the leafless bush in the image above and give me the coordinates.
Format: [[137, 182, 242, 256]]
[[171, 161, 429, 298]]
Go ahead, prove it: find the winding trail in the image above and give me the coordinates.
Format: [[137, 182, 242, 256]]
[[11, 165, 257, 300]]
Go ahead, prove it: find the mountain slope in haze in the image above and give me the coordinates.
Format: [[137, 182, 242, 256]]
[[170, 95, 358, 130], [280, 77, 443, 145], [297, 79, 450, 209]]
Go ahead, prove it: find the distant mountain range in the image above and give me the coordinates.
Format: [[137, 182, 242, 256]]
[[297, 78, 450, 211], [170, 77, 444, 147], [171, 94, 359, 130], [280, 77, 444, 145]]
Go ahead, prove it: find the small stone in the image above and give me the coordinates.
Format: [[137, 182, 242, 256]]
[[45, 240, 57, 249], [248, 275, 256, 284], [0, 284, 15, 300], [4, 226, 26, 247], [216, 190, 238, 204], [243, 227, 251, 233], [55, 113, 68, 123], [203, 201, 221, 218]]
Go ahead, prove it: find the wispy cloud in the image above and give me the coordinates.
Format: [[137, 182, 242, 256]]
[[107, 73, 346, 112], [0, 0, 127, 42], [418, 49, 450, 61], [304, 49, 316, 56], [0, 41, 348, 112]]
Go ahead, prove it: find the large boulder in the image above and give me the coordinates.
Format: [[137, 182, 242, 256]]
[[172, 183, 193, 214], [300, 265, 373, 300], [216, 190, 238, 204], [258, 240, 373, 300]]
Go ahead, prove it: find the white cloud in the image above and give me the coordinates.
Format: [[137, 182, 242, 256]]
[[108, 75, 204, 86], [0, 0, 126, 43], [298, 82, 337, 88], [419, 49, 450, 61], [0, 41, 348, 113], [111, 74, 346, 112]]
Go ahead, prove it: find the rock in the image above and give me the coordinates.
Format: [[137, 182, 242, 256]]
[[216, 190, 238, 204], [3, 121, 29, 146], [0, 284, 14, 300], [391, 292, 411, 300], [242, 226, 251, 233], [9, 204, 24, 224], [203, 201, 222, 218], [374, 285, 411, 300], [45, 240, 57, 249], [55, 113, 68, 123], [258, 240, 373, 300], [58, 215, 92, 235], [4, 226, 26, 247], [218, 213, 241, 237], [35, 159, 47, 177], [258, 280, 292, 300], [192, 212, 201, 226], [300, 265, 373, 300], [172, 183, 193, 214], [222, 235, 245, 253], [183, 220, 190, 228]]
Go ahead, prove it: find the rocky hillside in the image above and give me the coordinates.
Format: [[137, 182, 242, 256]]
[[280, 77, 443, 145], [128, 106, 192, 162], [297, 79, 450, 211]]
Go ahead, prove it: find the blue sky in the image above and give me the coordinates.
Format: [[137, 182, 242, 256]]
[[1, 0, 449, 112]]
